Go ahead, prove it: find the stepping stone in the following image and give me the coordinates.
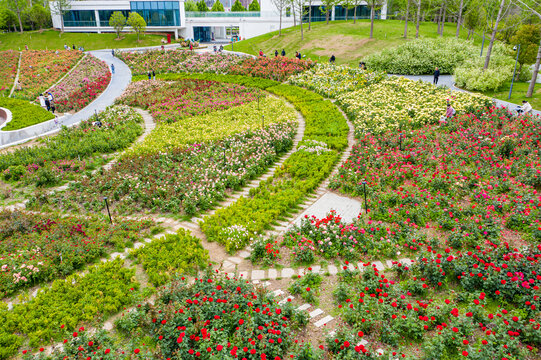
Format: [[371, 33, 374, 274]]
[[252, 280, 260, 285], [281, 268, 295, 278], [296, 303, 311, 311], [238, 250, 251, 258], [251, 270, 265, 280], [268, 269, 278, 279], [229, 257, 242, 264], [375, 348, 384, 356], [103, 322, 113, 331], [7, 302, 12, 311], [239, 271, 248, 279], [110, 252, 125, 259], [144, 237, 153, 243], [358, 339, 368, 346], [327, 265, 338, 275], [372, 261, 385, 271], [262, 281, 271, 287], [329, 330, 336, 337], [226, 273, 235, 279], [399, 258, 414, 265], [314, 315, 334, 327], [271, 289, 284, 297], [386, 260, 394, 268], [278, 295, 294, 305], [133, 242, 145, 249], [311, 265, 321, 274], [223, 260, 235, 270], [309, 308, 324, 318], [297, 268, 305, 276]]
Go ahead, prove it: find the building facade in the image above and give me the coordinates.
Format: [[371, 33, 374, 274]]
[[51, 0, 387, 42]]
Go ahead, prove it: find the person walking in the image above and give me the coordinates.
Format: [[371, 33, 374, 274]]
[[112, 49, 115, 57], [190, 42, 193, 52], [275, 50, 278, 57], [330, 54, 336, 63], [152, 70, 156, 79], [433, 67, 440, 85], [281, 49, 286, 57], [47, 92, 55, 114], [44, 94, 51, 112], [38, 94, 47, 110], [148, 70, 152, 80], [111, 63, 115, 75]]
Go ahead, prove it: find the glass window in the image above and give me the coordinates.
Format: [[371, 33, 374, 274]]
[[63, 10, 96, 27], [129, 1, 181, 26]]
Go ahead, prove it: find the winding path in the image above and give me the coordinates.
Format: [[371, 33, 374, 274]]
[[0, 50, 131, 148]]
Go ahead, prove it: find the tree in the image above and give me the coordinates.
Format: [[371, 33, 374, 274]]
[[127, 11, 146, 42], [352, 0, 362, 24], [412, 0, 421, 38], [291, 0, 307, 39], [463, 0, 483, 39], [483, 0, 510, 70], [248, 0, 260, 11], [184, 0, 198, 11], [231, 0, 246, 11], [24, 3, 50, 30], [0, 8, 18, 31], [196, 0, 208, 11], [49, 0, 71, 32], [510, 24, 541, 80], [455, 0, 465, 38], [271, 0, 287, 35], [342, 0, 354, 21], [319, 0, 334, 24], [5, 0, 26, 32], [402, 0, 410, 38], [211, 0, 225, 10], [109, 11, 126, 39], [366, 0, 384, 38]]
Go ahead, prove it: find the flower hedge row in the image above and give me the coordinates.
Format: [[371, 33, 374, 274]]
[[0, 97, 54, 131], [1, 106, 143, 181], [0, 210, 153, 297], [39, 121, 297, 216], [0, 50, 19, 96], [337, 76, 491, 136], [1, 259, 140, 358], [13, 50, 83, 101], [288, 63, 386, 98], [128, 96, 295, 156], [130, 228, 209, 286], [48, 54, 111, 113]]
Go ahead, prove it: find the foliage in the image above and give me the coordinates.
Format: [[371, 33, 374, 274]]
[[232, 0, 247, 11], [48, 54, 111, 112], [13, 50, 83, 101], [0, 50, 19, 96], [0, 96, 54, 131], [128, 95, 295, 155], [127, 12, 146, 41], [196, 0, 208, 11], [0, 106, 143, 176], [337, 76, 492, 135], [363, 38, 480, 75], [0, 210, 153, 297], [250, 238, 280, 266], [109, 11, 127, 39], [289, 63, 386, 97], [248, 0, 261, 11], [184, 0, 198, 11], [210, 0, 225, 11], [289, 270, 323, 304], [130, 228, 208, 286]]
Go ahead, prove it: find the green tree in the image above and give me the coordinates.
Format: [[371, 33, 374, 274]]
[[366, 0, 384, 38], [232, 0, 246, 11], [319, 0, 334, 24], [463, 0, 484, 40], [196, 0, 208, 11], [127, 11, 146, 42], [211, 0, 225, 11], [49, 0, 72, 32], [23, 3, 50, 30], [109, 11, 126, 39], [184, 0, 198, 11], [0, 8, 18, 31], [5, 0, 26, 32], [510, 24, 541, 80], [341, 0, 354, 21], [248, 0, 261, 11]]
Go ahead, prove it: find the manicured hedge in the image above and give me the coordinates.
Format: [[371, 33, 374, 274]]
[[0, 97, 54, 131]]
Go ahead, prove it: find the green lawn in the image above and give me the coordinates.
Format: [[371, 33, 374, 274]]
[[480, 80, 541, 110], [0, 29, 165, 51], [225, 19, 485, 66]]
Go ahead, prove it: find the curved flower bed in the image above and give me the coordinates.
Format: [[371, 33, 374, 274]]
[[48, 54, 111, 113], [0, 50, 19, 97], [13, 50, 83, 101], [229, 56, 316, 82], [338, 76, 492, 136], [289, 63, 386, 97], [116, 49, 191, 75], [0, 210, 153, 297]]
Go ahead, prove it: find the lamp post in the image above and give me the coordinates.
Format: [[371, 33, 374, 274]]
[[508, 44, 521, 100], [362, 180, 368, 214], [103, 197, 113, 224], [480, 31, 486, 56]]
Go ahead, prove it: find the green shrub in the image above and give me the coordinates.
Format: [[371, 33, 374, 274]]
[[0, 97, 55, 131]]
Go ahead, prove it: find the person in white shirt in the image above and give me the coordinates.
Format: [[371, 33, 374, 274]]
[[521, 100, 533, 115], [38, 94, 47, 109]]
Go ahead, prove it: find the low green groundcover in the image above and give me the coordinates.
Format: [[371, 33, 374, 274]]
[[0, 97, 55, 131]]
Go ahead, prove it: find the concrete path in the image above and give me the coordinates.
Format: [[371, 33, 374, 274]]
[[291, 193, 362, 226], [394, 74, 541, 116], [0, 50, 132, 148]]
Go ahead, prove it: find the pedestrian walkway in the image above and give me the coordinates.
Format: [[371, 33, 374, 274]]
[[394, 74, 541, 116], [0, 50, 132, 148]]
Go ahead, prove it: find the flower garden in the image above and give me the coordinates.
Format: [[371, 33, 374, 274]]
[[0, 49, 540, 360], [0, 50, 19, 97]]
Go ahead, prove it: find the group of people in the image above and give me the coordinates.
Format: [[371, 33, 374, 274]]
[[63, 44, 85, 51], [147, 70, 156, 80], [38, 93, 56, 114], [213, 45, 224, 53]]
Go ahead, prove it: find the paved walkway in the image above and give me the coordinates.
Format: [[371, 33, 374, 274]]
[[0, 50, 132, 148], [394, 74, 541, 116]]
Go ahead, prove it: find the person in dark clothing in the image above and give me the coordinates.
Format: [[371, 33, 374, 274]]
[[281, 49, 286, 56], [434, 67, 440, 84], [112, 49, 115, 57], [152, 70, 156, 79], [296, 52, 301, 59], [275, 50, 278, 57], [330, 54, 336, 63], [45, 96, 50, 111]]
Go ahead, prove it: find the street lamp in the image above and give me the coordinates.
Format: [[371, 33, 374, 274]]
[[508, 44, 521, 100], [362, 180, 368, 214], [103, 197, 113, 224]]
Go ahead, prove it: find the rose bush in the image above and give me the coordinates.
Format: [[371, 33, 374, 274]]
[[0, 50, 19, 96]]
